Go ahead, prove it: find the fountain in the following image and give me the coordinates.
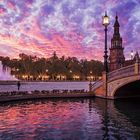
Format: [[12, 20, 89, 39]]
[[0, 61, 17, 81]]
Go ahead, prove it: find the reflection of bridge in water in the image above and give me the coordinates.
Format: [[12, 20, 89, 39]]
[[90, 62, 140, 99], [89, 98, 140, 139]]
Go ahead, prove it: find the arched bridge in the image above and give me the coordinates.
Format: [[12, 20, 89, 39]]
[[90, 61, 140, 99]]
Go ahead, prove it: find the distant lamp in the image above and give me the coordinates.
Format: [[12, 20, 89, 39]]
[[131, 50, 134, 60]]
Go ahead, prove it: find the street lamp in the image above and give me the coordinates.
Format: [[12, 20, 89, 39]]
[[69, 70, 72, 80], [103, 12, 110, 73], [103, 12, 110, 98]]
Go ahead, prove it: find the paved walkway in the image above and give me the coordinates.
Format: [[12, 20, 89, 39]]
[[0, 91, 94, 102]]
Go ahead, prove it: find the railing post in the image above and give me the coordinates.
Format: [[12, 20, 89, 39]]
[[89, 81, 92, 92], [134, 61, 139, 74]]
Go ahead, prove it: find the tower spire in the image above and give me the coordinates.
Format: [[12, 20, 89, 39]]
[[109, 14, 125, 71], [113, 13, 120, 37], [116, 12, 118, 18]]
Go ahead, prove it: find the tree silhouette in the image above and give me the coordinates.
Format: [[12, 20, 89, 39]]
[[0, 52, 103, 81]]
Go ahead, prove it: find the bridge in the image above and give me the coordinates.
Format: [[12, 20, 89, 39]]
[[90, 61, 140, 99]]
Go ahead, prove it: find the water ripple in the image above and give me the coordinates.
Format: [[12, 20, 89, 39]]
[[0, 98, 140, 140]]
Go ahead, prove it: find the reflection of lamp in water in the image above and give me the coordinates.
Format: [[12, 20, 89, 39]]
[[131, 50, 134, 60], [102, 100, 109, 139]]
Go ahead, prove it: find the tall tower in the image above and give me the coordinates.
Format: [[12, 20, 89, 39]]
[[109, 15, 125, 71]]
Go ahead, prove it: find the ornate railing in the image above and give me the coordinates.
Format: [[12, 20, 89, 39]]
[[91, 62, 140, 91], [91, 80, 103, 91], [108, 64, 135, 82]]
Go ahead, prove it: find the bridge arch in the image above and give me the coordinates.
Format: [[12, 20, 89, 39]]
[[91, 63, 140, 99], [114, 80, 140, 98]]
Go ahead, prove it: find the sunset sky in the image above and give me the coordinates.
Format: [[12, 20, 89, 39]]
[[0, 0, 139, 60]]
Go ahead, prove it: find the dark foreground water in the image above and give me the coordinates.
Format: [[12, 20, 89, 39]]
[[0, 98, 140, 140]]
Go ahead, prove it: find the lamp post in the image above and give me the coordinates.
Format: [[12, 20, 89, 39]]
[[69, 70, 72, 80], [90, 71, 92, 81], [103, 12, 110, 73], [102, 12, 110, 98]]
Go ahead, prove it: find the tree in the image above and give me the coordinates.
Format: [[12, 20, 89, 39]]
[[0, 53, 104, 81]]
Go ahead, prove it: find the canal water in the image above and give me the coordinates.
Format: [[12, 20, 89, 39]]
[[0, 98, 140, 140]]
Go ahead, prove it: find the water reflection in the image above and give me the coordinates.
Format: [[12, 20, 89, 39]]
[[0, 98, 140, 140], [96, 98, 140, 140], [114, 99, 140, 127]]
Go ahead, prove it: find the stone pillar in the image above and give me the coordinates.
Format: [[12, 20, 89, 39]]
[[134, 51, 139, 74], [102, 71, 107, 97]]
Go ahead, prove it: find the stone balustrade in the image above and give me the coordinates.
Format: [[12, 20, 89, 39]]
[[108, 64, 135, 82], [91, 80, 103, 91]]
